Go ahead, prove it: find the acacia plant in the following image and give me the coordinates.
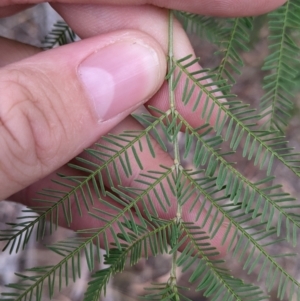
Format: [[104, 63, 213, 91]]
[[1, 2, 300, 300]]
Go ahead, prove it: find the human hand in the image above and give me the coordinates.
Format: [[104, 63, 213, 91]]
[[1, 0, 287, 256]]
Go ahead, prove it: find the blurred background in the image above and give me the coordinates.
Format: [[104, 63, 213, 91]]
[[1, 4, 300, 301]]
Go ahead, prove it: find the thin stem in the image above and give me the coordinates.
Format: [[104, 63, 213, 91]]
[[167, 10, 181, 296], [167, 11, 181, 217], [168, 10, 175, 111]]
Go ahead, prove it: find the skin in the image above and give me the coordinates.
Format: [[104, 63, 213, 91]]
[[0, 0, 287, 256], [1, 0, 287, 17]]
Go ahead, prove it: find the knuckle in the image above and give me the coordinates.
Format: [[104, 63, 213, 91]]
[[0, 68, 66, 178]]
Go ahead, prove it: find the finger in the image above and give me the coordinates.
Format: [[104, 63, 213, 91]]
[[12, 116, 233, 256], [0, 37, 41, 67], [1, 0, 287, 17], [0, 4, 33, 17], [57, 4, 225, 130], [0, 30, 166, 200]]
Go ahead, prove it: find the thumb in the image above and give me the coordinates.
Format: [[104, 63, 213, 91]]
[[0, 30, 166, 199]]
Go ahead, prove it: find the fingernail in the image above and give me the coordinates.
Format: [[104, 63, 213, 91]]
[[78, 41, 160, 122]]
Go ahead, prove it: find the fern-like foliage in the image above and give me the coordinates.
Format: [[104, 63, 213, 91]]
[[260, 0, 300, 132], [2, 3, 300, 301], [175, 12, 253, 85], [42, 20, 77, 49]]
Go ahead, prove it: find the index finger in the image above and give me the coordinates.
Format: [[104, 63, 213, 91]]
[[1, 0, 287, 17]]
